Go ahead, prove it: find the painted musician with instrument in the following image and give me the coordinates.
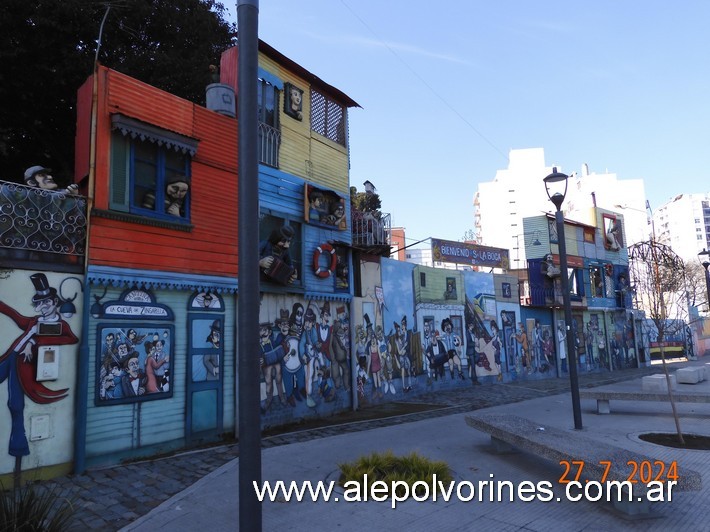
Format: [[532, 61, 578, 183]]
[[259, 225, 298, 285]]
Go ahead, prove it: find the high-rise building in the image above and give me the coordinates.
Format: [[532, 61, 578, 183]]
[[474, 148, 648, 268], [654, 193, 710, 260]]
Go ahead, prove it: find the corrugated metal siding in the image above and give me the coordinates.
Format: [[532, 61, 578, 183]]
[[85, 288, 186, 460], [259, 165, 351, 294], [85, 287, 235, 463], [220, 49, 350, 192], [259, 54, 349, 193], [259, 167, 305, 217], [522, 217, 550, 260], [308, 138, 349, 192], [88, 67, 239, 277], [106, 70, 197, 136]]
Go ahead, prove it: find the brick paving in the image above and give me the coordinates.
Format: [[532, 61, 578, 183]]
[[35, 364, 667, 531]]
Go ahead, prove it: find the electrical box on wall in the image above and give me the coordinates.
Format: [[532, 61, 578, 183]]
[[30, 415, 50, 441], [36, 345, 59, 381]]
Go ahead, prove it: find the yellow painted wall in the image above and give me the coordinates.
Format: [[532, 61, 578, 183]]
[[259, 54, 350, 194], [413, 266, 464, 305]]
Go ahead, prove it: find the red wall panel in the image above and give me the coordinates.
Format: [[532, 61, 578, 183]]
[[86, 67, 239, 277]]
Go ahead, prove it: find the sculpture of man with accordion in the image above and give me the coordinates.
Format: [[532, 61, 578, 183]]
[[259, 225, 298, 285]]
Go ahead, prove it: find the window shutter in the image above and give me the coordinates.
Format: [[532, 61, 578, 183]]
[[109, 132, 129, 211]]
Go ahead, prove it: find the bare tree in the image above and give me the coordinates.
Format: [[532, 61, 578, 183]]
[[628, 240, 687, 445], [685, 261, 708, 312]]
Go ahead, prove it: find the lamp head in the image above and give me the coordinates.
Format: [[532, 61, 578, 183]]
[[698, 249, 710, 269], [59, 299, 77, 319], [91, 295, 103, 319], [543, 167, 569, 210]]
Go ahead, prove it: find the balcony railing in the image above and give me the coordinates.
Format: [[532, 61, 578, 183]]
[[352, 211, 391, 248], [0, 180, 87, 272], [258, 122, 281, 168]]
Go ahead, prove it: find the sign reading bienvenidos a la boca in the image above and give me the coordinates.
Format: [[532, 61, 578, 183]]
[[431, 238, 509, 269]]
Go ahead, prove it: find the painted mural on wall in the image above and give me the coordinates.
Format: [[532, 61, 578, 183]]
[[0, 273, 78, 459], [377, 259, 426, 394], [97, 326, 173, 403], [372, 260, 509, 396], [191, 318, 221, 382], [93, 288, 175, 405], [259, 298, 352, 415], [463, 272, 503, 381], [610, 310, 637, 369]]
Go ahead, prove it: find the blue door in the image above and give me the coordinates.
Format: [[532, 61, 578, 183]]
[[186, 292, 224, 443]]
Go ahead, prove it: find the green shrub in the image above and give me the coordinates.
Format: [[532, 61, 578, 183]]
[[339, 450, 452, 498], [0, 482, 75, 531]]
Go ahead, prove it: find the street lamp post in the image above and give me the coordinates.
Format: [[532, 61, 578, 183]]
[[544, 168, 583, 430]]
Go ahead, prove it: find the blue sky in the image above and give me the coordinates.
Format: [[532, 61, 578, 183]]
[[230, 1, 709, 248]]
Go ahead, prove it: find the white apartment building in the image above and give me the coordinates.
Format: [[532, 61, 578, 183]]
[[474, 148, 648, 268], [654, 193, 710, 260]]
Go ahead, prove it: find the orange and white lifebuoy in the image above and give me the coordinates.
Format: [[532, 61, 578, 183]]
[[313, 243, 337, 278]]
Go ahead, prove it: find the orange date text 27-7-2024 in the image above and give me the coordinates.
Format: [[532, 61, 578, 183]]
[[558, 460, 679, 485]]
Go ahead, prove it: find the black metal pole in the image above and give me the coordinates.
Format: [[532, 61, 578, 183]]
[[237, 1, 261, 530], [554, 207, 583, 430]]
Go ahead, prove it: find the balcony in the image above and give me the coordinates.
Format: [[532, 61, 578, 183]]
[[0, 180, 87, 273], [352, 210, 391, 255]]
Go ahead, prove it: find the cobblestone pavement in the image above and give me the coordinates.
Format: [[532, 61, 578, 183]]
[[39, 363, 670, 531]]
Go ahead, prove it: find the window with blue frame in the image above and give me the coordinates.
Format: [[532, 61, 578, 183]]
[[109, 114, 197, 223]]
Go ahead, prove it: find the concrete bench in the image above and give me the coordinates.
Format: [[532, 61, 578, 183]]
[[675, 366, 706, 384], [642, 374, 676, 392], [465, 413, 701, 516], [580, 389, 710, 414]]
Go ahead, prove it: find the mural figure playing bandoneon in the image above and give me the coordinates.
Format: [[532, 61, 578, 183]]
[[259, 225, 298, 285]]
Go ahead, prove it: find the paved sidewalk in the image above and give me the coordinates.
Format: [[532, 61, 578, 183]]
[[41, 359, 705, 531]]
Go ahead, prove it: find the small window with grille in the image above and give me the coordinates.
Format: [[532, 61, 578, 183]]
[[310, 88, 346, 146]]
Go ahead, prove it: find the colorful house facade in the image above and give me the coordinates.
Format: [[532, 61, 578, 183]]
[[0, 38, 658, 482], [522, 207, 643, 376]]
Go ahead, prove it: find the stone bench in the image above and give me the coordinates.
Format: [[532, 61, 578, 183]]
[[642, 374, 676, 392], [580, 389, 710, 414], [676, 366, 706, 384], [465, 413, 701, 516]]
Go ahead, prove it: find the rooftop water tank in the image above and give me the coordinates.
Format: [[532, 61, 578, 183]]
[[206, 83, 236, 118]]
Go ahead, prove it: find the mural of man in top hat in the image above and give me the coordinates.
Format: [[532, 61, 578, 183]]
[[0, 273, 78, 459]]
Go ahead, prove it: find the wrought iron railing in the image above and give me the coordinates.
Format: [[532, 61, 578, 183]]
[[352, 211, 391, 247], [0, 180, 87, 269], [258, 121, 281, 167]]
